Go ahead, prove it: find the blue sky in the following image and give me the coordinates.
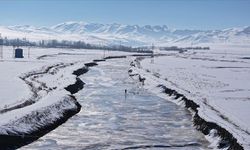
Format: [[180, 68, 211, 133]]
[[0, 0, 249, 29]]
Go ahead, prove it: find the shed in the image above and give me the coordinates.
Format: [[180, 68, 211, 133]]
[[15, 48, 24, 58]]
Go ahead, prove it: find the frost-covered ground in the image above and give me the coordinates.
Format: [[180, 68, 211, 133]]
[[1, 44, 250, 149], [0, 46, 131, 147], [130, 46, 250, 149]]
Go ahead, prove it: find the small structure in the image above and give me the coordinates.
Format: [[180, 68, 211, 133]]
[[15, 48, 24, 58]]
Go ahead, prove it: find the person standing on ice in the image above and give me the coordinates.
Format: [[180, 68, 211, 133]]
[[125, 89, 127, 100]]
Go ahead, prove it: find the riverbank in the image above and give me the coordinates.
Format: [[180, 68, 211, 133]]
[[0, 60, 91, 149], [128, 48, 250, 149]]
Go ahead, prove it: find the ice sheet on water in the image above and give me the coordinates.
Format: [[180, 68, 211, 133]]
[[21, 58, 211, 150]]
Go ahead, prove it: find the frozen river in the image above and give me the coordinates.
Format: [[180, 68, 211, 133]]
[[21, 58, 210, 150]]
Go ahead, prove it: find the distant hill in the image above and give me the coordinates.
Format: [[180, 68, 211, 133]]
[[1, 21, 250, 47]]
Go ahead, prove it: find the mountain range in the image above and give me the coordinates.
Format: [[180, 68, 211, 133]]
[[0, 21, 250, 46]]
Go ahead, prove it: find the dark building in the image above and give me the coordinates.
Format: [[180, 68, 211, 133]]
[[15, 48, 24, 58]]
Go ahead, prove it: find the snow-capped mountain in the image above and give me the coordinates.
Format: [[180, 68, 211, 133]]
[[0, 21, 250, 46]]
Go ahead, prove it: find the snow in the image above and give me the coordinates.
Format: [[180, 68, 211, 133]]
[[1, 40, 250, 149], [130, 47, 250, 149], [0, 47, 45, 109], [0, 91, 75, 134]]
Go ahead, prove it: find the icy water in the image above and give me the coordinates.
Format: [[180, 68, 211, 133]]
[[21, 58, 210, 150]]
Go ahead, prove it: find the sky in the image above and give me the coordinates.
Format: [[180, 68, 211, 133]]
[[0, 0, 250, 30]]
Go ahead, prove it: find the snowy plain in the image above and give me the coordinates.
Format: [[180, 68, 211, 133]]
[[130, 46, 250, 149]]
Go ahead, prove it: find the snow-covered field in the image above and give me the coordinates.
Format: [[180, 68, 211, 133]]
[[130, 46, 250, 149], [1, 47, 87, 110]]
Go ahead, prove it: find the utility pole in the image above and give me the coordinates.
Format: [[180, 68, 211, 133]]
[[119, 40, 122, 50], [0, 33, 3, 59], [28, 46, 30, 58], [26, 38, 30, 59], [151, 43, 155, 64], [13, 45, 15, 58], [103, 49, 106, 58]]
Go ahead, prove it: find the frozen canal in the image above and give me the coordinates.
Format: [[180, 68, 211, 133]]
[[21, 58, 210, 150]]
